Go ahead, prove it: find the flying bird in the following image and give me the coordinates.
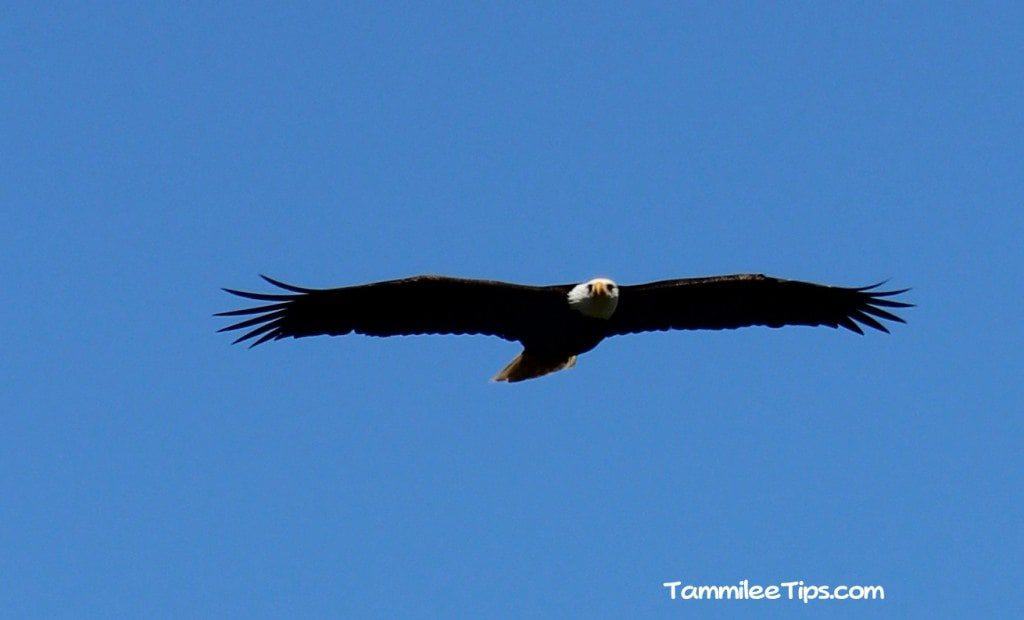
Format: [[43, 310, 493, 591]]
[[217, 274, 911, 382]]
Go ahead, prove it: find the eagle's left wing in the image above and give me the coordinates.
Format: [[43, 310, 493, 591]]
[[217, 275, 571, 347], [604, 274, 911, 336]]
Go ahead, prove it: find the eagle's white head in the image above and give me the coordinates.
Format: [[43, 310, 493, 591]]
[[567, 277, 620, 319]]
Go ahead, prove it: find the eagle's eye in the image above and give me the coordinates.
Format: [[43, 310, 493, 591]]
[[587, 284, 594, 292], [608, 283, 616, 291]]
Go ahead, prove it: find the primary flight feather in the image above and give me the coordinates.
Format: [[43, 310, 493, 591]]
[[217, 274, 912, 382]]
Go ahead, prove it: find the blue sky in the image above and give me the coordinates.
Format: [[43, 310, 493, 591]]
[[3, 3, 1021, 617]]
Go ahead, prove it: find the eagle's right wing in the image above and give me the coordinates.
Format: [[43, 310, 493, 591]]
[[216, 275, 569, 347], [605, 274, 911, 336]]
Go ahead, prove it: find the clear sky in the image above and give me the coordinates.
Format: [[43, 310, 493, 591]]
[[3, 3, 1021, 618]]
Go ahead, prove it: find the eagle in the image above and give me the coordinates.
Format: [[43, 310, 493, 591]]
[[217, 274, 911, 382]]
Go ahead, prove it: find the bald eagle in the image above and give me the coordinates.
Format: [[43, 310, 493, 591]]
[[217, 274, 911, 382]]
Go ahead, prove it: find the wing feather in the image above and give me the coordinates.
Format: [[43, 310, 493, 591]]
[[605, 274, 912, 336], [215, 302, 290, 317]]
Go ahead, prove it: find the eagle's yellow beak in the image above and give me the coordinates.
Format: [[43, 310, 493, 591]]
[[592, 281, 608, 296]]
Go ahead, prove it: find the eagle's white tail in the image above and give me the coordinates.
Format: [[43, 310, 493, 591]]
[[492, 351, 577, 383]]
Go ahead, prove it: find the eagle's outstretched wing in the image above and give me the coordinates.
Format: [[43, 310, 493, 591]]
[[605, 274, 912, 336], [217, 275, 569, 347]]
